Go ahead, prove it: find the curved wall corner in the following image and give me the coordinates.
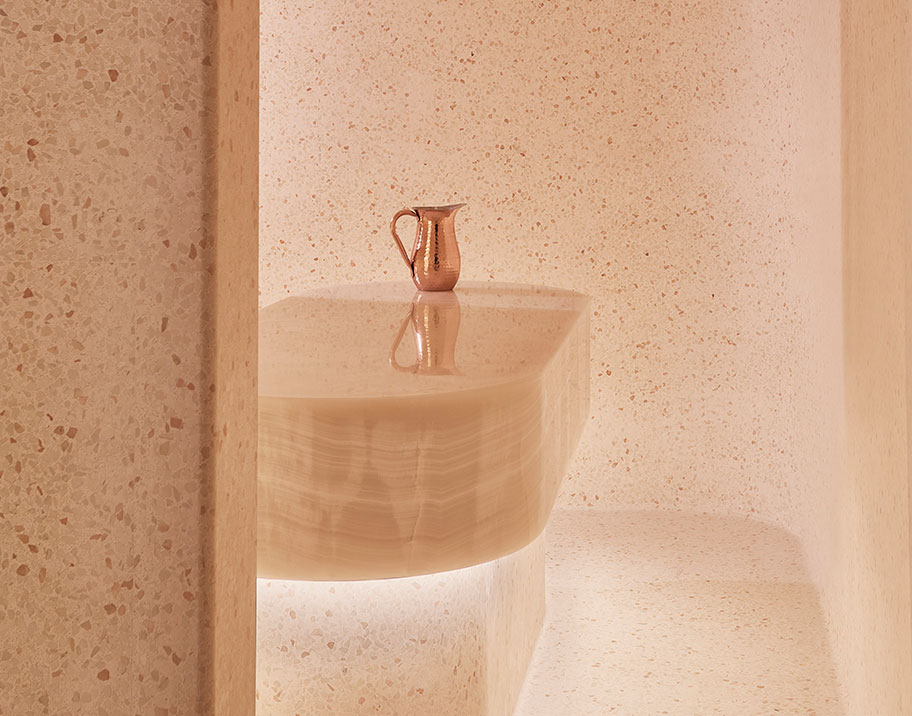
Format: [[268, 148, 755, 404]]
[[0, 1, 259, 714], [815, 2, 912, 713]]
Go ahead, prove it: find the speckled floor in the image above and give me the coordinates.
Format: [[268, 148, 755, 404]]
[[515, 510, 844, 716]]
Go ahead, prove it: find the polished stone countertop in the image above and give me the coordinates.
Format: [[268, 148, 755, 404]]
[[257, 282, 590, 580], [259, 281, 588, 399]]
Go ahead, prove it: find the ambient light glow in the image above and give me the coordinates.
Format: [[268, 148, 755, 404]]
[[256, 538, 544, 715]]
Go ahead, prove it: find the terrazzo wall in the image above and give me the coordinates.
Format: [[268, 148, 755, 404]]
[[1, 0, 258, 714], [259, 0, 912, 711], [260, 0, 840, 523], [257, 536, 545, 715]]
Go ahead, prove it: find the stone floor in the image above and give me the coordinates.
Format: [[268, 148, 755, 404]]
[[515, 509, 844, 715]]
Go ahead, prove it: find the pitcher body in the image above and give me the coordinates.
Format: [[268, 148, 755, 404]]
[[390, 203, 465, 292]]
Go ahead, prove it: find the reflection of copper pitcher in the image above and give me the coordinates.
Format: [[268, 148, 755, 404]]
[[389, 291, 461, 375], [390, 203, 466, 292]]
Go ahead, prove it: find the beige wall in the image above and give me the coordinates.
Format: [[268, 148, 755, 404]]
[[0, 0, 257, 714], [260, 0, 841, 519], [818, 1, 912, 712], [260, 0, 912, 711], [211, 0, 260, 713]]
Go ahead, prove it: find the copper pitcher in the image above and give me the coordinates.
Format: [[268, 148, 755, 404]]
[[390, 203, 466, 291], [389, 291, 461, 375]]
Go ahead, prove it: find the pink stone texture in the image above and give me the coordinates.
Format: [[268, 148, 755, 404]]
[[260, 0, 911, 712], [1, 1, 258, 714]]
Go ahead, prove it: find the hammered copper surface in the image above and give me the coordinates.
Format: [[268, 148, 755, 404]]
[[257, 282, 589, 580], [390, 203, 465, 291]]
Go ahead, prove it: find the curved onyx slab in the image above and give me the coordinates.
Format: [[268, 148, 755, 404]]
[[257, 282, 589, 580]]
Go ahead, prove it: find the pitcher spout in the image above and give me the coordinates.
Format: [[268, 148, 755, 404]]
[[413, 203, 467, 217]]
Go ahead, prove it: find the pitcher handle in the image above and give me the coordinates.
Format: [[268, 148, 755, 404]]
[[389, 309, 417, 373], [390, 208, 418, 271]]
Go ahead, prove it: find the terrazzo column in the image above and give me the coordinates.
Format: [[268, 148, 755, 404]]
[[0, 1, 258, 714]]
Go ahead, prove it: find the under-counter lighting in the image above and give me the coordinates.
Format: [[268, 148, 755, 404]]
[[256, 538, 545, 715]]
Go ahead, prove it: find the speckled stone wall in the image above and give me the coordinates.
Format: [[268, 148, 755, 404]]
[[259, 0, 840, 520], [1, 1, 257, 714], [259, 0, 912, 712], [211, 0, 260, 712], [257, 537, 545, 715]]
